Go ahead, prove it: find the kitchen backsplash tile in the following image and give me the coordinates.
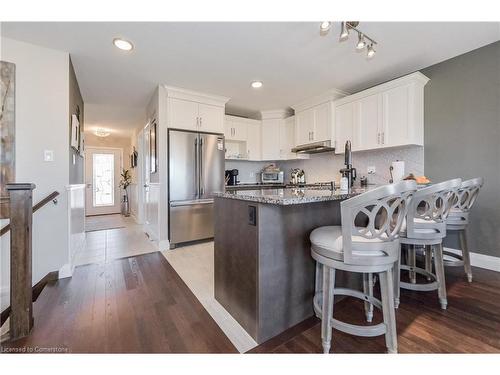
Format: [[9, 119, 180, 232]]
[[226, 145, 424, 186]]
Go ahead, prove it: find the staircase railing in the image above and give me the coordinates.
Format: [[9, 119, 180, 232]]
[[1, 184, 59, 340]]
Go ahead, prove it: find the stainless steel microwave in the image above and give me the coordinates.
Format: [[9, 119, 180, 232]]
[[261, 171, 284, 184]]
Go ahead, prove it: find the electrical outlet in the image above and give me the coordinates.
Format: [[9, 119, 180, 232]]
[[44, 150, 54, 162], [367, 166, 376, 174], [249, 172, 255, 178]]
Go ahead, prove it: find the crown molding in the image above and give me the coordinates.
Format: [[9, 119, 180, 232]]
[[291, 88, 349, 113], [258, 109, 293, 120], [163, 85, 230, 107]]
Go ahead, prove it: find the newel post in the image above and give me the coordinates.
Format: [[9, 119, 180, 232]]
[[6, 183, 36, 339]]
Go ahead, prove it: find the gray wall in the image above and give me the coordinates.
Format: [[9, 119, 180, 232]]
[[422, 41, 500, 257], [69, 57, 84, 184]]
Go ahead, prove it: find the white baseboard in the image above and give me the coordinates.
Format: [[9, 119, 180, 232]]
[[58, 263, 74, 279], [444, 247, 500, 272], [158, 239, 170, 252]]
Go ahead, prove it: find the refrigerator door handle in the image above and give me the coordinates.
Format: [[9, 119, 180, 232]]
[[170, 199, 213, 207], [194, 137, 199, 199], [199, 136, 204, 197]]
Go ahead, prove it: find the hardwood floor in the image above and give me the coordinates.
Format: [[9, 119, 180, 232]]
[[249, 266, 500, 353], [1, 252, 237, 353], [2, 252, 499, 354]]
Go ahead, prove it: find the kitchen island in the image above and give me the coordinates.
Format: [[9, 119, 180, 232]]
[[213, 187, 368, 344]]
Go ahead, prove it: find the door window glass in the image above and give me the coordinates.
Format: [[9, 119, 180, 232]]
[[93, 153, 115, 207]]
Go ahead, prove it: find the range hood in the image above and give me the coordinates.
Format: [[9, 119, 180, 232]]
[[291, 140, 335, 154]]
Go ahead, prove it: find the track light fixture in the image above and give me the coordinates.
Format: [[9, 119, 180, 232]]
[[320, 21, 378, 59], [356, 33, 366, 50], [367, 43, 376, 59], [339, 22, 349, 41]]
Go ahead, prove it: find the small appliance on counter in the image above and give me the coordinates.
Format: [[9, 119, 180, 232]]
[[339, 140, 357, 189], [261, 164, 284, 184], [225, 169, 239, 186], [290, 168, 306, 185]]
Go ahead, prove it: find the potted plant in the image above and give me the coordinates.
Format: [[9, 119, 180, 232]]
[[119, 169, 132, 217]]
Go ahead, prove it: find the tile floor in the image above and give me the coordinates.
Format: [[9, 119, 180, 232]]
[[74, 215, 158, 266], [162, 242, 258, 353]]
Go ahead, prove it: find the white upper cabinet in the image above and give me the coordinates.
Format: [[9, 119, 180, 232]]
[[335, 102, 355, 154], [280, 116, 296, 160], [165, 86, 229, 134], [198, 103, 224, 133], [313, 102, 331, 142], [261, 119, 281, 161], [169, 98, 199, 131], [356, 94, 381, 151], [246, 122, 261, 161], [295, 108, 315, 145], [224, 116, 248, 141], [333, 72, 429, 153], [292, 89, 345, 148]]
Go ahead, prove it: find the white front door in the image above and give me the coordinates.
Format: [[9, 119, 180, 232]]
[[85, 147, 122, 216]]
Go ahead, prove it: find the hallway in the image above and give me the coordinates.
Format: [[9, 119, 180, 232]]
[[74, 215, 157, 266]]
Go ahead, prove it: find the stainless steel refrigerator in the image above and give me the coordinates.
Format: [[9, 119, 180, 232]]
[[168, 129, 225, 248]]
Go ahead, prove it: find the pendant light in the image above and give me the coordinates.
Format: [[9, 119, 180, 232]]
[[356, 33, 366, 50], [339, 22, 349, 41]]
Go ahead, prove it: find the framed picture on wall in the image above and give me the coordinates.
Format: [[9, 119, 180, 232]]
[[70, 114, 80, 150], [150, 121, 157, 174]]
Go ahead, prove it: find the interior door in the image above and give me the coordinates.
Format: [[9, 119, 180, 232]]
[[85, 147, 122, 216]]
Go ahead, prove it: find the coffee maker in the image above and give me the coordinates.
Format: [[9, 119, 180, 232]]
[[339, 140, 356, 189], [225, 169, 239, 186]]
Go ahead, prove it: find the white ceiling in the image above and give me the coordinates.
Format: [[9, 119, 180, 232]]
[[2, 22, 499, 135]]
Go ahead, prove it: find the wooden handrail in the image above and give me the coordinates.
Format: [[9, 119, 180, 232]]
[[0, 190, 59, 237]]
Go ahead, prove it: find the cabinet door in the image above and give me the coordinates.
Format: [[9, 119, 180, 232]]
[[312, 102, 331, 142], [199, 103, 224, 133], [295, 108, 314, 145], [224, 118, 234, 140], [382, 84, 410, 147], [335, 102, 355, 154], [261, 119, 281, 160], [169, 98, 199, 131], [246, 123, 261, 161], [232, 119, 247, 141], [280, 116, 295, 160], [356, 94, 381, 151]]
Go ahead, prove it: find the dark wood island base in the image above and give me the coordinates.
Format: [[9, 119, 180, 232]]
[[214, 196, 344, 344]]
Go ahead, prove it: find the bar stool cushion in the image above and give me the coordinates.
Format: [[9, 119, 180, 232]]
[[310, 226, 386, 261]]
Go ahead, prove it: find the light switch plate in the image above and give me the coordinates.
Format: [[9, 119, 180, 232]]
[[44, 150, 54, 162], [367, 166, 376, 174]]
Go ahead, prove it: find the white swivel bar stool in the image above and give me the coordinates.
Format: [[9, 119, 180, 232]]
[[442, 178, 484, 282], [396, 178, 461, 310], [310, 181, 417, 354]]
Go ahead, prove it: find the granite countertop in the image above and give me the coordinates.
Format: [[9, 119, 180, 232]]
[[225, 183, 286, 190], [214, 186, 371, 205]]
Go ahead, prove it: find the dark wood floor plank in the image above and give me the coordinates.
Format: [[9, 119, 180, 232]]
[[250, 266, 500, 354], [1, 252, 237, 353]]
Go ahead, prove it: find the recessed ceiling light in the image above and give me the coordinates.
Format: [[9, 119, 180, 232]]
[[251, 81, 263, 88], [319, 21, 332, 36], [113, 38, 134, 51]]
